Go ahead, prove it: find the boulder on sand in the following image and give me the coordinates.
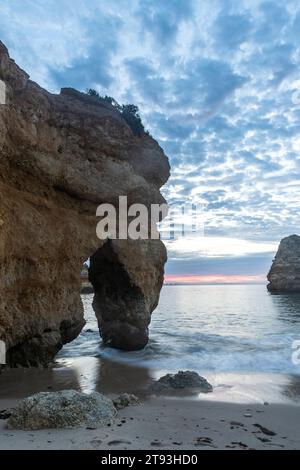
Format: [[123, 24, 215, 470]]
[[150, 370, 213, 393], [7, 390, 117, 430], [113, 393, 140, 410]]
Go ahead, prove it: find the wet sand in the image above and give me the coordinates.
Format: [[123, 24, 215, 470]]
[[1, 356, 300, 402], [1, 358, 300, 450], [0, 396, 300, 450]]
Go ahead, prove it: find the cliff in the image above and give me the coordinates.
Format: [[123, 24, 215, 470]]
[[267, 235, 300, 293], [0, 42, 170, 366]]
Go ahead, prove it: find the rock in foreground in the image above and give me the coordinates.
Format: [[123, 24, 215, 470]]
[[7, 390, 116, 430], [151, 371, 213, 393], [267, 235, 300, 293], [113, 393, 140, 410]]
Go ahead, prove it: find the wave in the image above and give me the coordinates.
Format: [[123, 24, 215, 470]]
[[58, 286, 300, 375]]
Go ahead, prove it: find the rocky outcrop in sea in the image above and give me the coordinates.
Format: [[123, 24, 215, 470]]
[[267, 235, 300, 293], [150, 371, 213, 393], [0, 42, 170, 366]]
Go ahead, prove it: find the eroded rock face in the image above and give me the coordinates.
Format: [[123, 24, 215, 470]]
[[0, 42, 169, 366], [267, 235, 300, 293]]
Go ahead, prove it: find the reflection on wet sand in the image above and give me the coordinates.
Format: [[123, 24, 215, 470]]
[[2, 355, 300, 406], [282, 374, 300, 401], [0, 364, 80, 399], [0, 356, 153, 399], [59, 356, 153, 396]]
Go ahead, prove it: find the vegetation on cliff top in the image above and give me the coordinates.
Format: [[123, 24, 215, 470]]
[[86, 88, 145, 137]]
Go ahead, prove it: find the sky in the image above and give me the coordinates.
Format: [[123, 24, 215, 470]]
[[1, 0, 300, 283]]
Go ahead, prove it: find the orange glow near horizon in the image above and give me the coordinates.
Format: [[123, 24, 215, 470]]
[[164, 274, 266, 284]]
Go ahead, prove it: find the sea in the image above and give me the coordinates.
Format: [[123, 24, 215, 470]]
[[61, 284, 300, 375], [2, 284, 300, 404]]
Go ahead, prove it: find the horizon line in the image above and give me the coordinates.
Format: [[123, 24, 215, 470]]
[[164, 274, 267, 285]]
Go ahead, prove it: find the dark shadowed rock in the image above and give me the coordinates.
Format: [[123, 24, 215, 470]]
[[267, 235, 300, 293], [7, 390, 116, 430], [113, 393, 140, 410], [150, 371, 213, 393]]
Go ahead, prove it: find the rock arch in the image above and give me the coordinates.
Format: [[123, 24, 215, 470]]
[[0, 42, 169, 366]]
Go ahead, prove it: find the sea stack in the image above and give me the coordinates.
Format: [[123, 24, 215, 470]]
[[0, 42, 170, 366], [267, 235, 300, 293]]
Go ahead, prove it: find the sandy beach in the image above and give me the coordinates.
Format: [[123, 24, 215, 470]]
[[1, 359, 300, 450], [0, 395, 300, 450], [2, 0, 300, 456]]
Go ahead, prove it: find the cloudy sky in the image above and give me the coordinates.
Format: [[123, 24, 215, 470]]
[[1, 0, 300, 282]]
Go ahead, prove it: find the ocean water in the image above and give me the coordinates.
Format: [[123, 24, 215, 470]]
[[2, 284, 300, 403], [59, 284, 300, 376]]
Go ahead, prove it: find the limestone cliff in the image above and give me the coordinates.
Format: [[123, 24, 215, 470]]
[[0, 42, 170, 366], [267, 235, 300, 293]]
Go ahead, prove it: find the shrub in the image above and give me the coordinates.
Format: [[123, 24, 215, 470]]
[[86, 89, 145, 137]]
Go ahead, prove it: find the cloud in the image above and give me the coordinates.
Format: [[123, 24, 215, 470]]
[[125, 58, 168, 104], [49, 15, 121, 90], [165, 236, 277, 259], [1, 0, 300, 276], [254, 1, 290, 44], [165, 254, 275, 277], [213, 10, 253, 50], [136, 0, 194, 46], [172, 58, 247, 116]]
